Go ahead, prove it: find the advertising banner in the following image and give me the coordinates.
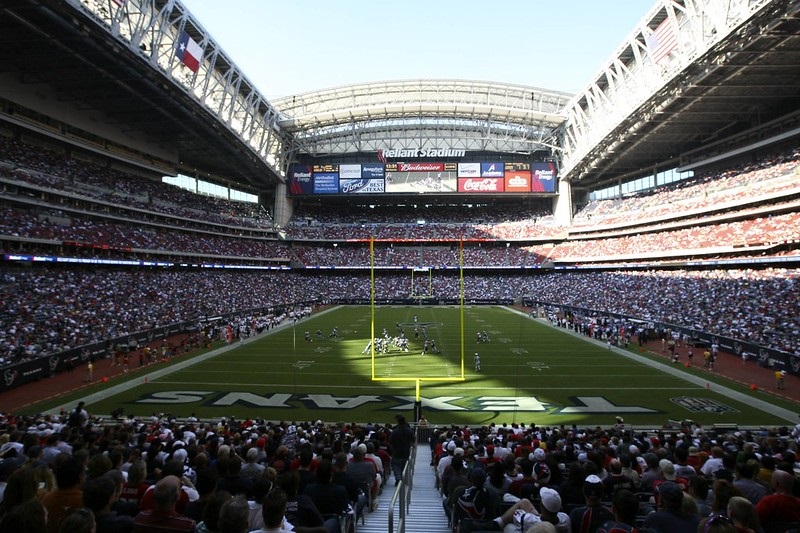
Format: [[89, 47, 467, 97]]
[[396, 162, 445, 172], [340, 178, 386, 194], [504, 171, 532, 192], [457, 177, 505, 193], [481, 162, 504, 177], [338, 164, 361, 180], [288, 160, 552, 196], [458, 163, 480, 178], [288, 164, 314, 195], [361, 164, 385, 179], [532, 162, 557, 193], [313, 172, 339, 194]]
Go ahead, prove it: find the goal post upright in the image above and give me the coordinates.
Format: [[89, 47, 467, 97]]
[[369, 235, 466, 402], [370, 235, 375, 379], [460, 237, 465, 378]]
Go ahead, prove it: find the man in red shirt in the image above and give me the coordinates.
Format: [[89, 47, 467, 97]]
[[132, 475, 195, 532], [755, 470, 800, 527]]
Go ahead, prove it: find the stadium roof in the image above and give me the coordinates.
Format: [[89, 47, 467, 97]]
[[270, 79, 572, 159], [1, 0, 799, 195], [0, 0, 281, 190], [562, 0, 800, 190]]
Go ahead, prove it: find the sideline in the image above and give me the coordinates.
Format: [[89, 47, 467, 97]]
[[55, 307, 342, 414], [503, 306, 798, 423]]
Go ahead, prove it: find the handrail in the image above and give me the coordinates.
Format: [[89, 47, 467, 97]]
[[387, 432, 417, 533]]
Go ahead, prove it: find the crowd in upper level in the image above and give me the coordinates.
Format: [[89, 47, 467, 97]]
[[0, 136, 271, 230], [572, 147, 800, 229], [2, 136, 799, 240], [3, 198, 799, 267]]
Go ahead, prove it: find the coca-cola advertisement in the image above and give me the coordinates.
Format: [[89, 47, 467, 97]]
[[457, 177, 505, 193]]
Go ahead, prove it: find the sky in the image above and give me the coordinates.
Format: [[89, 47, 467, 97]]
[[181, 0, 658, 100]]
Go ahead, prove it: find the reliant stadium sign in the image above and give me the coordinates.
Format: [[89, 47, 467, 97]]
[[378, 148, 466, 160]]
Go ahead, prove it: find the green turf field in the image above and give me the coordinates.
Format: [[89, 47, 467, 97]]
[[29, 306, 798, 427]]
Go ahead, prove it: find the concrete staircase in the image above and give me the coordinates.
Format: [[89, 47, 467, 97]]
[[356, 443, 451, 533]]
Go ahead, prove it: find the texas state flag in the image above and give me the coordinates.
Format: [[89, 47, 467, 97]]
[[175, 31, 202, 73]]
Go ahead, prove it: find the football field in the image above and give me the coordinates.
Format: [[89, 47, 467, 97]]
[[28, 306, 797, 427]]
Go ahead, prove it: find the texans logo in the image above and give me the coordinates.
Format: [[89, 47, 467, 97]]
[[4, 369, 17, 386], [733, 342, 742, 355], [758, 349, 769, 363], [791, 357, 800, 374], [49, 356, 59, 371]]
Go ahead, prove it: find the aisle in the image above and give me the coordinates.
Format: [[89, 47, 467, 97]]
[[357, 443, 450, 533]]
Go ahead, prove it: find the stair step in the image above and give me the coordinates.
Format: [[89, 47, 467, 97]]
[[354, 443, 451, 533]]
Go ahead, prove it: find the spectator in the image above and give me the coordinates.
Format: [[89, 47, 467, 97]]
[[642, 481, 699, 533], [754, 470, 800, 527], [83, 475, 134, 533], [0, 495, 47, 532], [726, 495, 762, 533], [302, 459, 349, 533], [568, 474, 614, 533], [132, 475, 196, 532], [596, 489, 642, 533], [218, 495, 250, 533], [43, 454, 86, 533], [58, 508, 95, 533]]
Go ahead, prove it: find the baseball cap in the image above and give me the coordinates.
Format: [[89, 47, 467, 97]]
[[659, 459, 676, 481], [0, 456, 24, 481], [454, 447, 464, 456], [532, 448, 546, 462], [539, 487, 562, 513], [583, 474, 604, 500], [534, 462, 551, 483], [657, 481, 684, 503]]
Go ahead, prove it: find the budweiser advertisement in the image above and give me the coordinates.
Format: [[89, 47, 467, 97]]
[[458, 177, 505, 193]]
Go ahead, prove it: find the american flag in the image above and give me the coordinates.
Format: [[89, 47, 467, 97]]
[[647, 18, 678, 64], [376, 149, 386, 164]]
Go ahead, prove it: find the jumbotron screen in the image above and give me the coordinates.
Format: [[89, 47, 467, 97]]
[[287, 161, 557, 196]]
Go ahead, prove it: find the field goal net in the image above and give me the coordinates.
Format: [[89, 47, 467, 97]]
[[410, 267, 433, 299]]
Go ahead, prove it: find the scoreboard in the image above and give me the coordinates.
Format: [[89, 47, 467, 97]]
[[288, 161, 557, 196]]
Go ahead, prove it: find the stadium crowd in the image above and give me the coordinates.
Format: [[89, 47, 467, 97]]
[[2, 198, 799, 266], [0, 409, 798, 533], [431, 420, 800, 532], [571, 148, 800, 229], [1, 267, 798, 368], [0, 410, 416, 533], [0, 136, 272, 230]]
